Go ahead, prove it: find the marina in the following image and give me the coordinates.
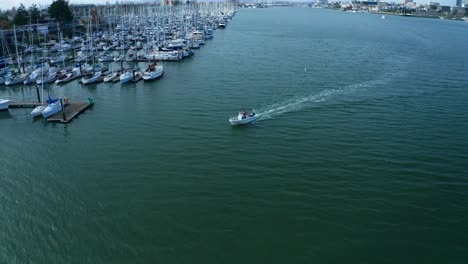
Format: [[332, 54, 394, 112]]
[[1, 4, 468, 264], [0, 2, 237, 123]]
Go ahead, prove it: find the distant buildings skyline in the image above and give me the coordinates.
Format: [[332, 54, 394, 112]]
[[0, 0, 462, 11]]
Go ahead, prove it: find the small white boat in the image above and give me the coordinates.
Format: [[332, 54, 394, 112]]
[[42, 102, 62, 118], [30, 105, 45, 117], [81, 71, 102, 85], [229, 111, 256, 126], [142, 61, 163, 81], [0, 99, 11, 111], [103, 71, 119, 82], [36, 67, 58, 85], [120, 70, 134, 84], [4, 74, 27, 86], [55, 72, 74, 84], [98, 54, 113, 62], [50, 55, 67, 64], [382, 15, 387, 19]]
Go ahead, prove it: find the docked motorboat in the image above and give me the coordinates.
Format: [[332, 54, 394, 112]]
[[229, 111, 256, 126], [142, 61, 163, 81], [0, 99, 11, 111], [55, 72, 74, 84]]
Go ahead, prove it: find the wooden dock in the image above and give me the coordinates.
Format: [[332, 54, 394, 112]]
[[47, 101, 93, 123], [9, 102, 42, 108]]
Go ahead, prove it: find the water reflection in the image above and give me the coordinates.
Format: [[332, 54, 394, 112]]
[[0, 110, 12, 119]]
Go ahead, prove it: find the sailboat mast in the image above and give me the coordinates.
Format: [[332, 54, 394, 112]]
[[13, 25, 21, 73]]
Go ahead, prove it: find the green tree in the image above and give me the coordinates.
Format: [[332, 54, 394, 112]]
[[13, 4, 29, 25], [48, 0, 73, 23], [29, 4, 41, 23]]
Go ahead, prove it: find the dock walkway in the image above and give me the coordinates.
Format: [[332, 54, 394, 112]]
[[47, 102, 93, 123], [9, 100, 93, 123]]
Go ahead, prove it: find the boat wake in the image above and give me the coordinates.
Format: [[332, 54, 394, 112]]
[[256, 77, 391, 121]]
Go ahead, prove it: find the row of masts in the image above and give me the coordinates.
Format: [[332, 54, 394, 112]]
[[0, 2, 236, 86]]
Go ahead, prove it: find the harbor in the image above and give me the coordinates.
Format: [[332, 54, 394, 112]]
[[1, 4, 468, 264], [0, 2, 237, 122]]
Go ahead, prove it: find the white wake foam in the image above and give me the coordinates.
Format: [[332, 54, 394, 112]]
[[256, 77, 390, 121]]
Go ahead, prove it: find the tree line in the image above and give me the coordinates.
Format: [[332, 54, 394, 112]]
[[0, 0, 73, 29]]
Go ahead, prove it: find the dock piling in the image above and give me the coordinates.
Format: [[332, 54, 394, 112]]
[[60, 97, 66, 121], [35, 84, 41, 104]]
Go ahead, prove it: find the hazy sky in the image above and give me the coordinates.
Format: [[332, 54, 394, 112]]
[[0, 0, 458, 11]]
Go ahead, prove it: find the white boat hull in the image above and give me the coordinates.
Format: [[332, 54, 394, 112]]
[[31, 105, 45, 117], [42, 103, 62, 118], [229, 113, 256, 126], [0, 99, 11, 111], [120, 72, 134, 84], [104, 72, 118, 82], [81, 72, 102, 85], [55, 73, 73, 84], [142, 67, 164, 81]]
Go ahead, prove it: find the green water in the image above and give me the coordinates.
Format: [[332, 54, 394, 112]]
[[1, 7, 468, 263]]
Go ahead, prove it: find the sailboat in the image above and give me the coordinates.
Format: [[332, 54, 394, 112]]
[[41, 96, 62, 118], [120, 69, 134, 84], [31, 72, 46, 117], [81, 70, 102, 84], [142, 60, 164, 81]]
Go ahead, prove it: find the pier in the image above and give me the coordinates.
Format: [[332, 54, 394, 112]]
[[8, 100, 93, 123], [9, 102, 42, 108], [47, 101, 93, 123]]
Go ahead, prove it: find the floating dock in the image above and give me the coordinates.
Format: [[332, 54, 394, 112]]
[[9, 102, 42, 108], [9, 100, 94, 123], [47, 101, 93, 123]]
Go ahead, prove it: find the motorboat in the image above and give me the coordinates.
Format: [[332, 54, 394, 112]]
[[55, 72, 74, 84], [142, 61, 163, 81], [81, 71, 102, 85], [229, 111, 256, 126], [0, 99, 11, 111], [146, 50, 182, 61]]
